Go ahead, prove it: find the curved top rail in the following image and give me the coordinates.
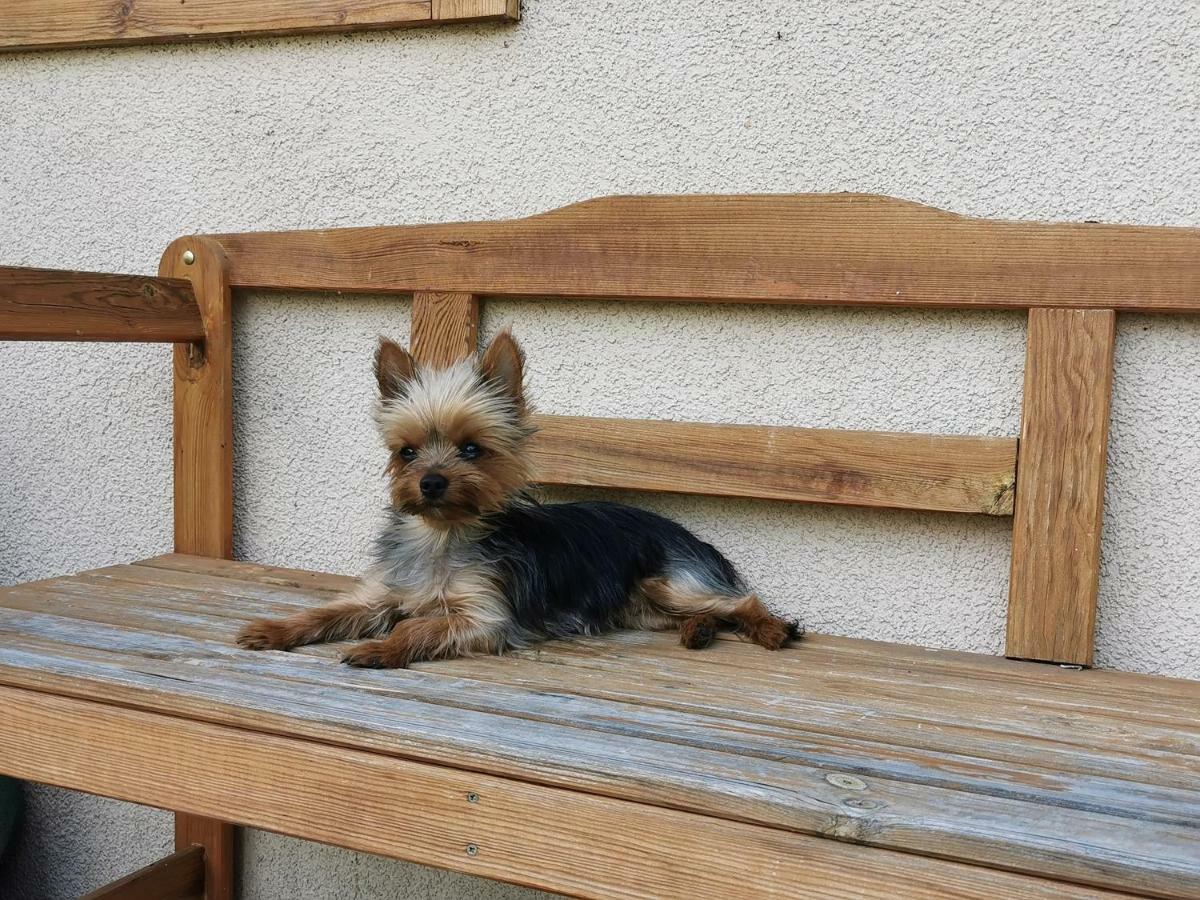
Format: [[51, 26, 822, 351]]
[[205, 193, 1200, 311]]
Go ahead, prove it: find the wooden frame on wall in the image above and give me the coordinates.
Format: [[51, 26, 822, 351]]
[[0, 0, 518, 52]]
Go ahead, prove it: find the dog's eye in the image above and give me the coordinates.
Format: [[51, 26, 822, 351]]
[[398, 447, 418, 462], [458, 442, 483, 460]]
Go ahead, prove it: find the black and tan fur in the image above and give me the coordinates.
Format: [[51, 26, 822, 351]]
[[237, 332, 802, 668]]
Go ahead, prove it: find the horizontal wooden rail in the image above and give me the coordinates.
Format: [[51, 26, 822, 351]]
[[81, 846, 204, 900], [207, 194, 1200, 311], [0, 266, 204, 342], [530, 415, 1018, 515], [1, 686, 1136, 900], [0, 0, 517, 52]]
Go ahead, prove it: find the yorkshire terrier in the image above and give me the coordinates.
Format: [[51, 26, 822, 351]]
[[237, 331, 803, 668]]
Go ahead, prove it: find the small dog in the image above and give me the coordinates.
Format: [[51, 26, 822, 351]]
[[237, 331, 802, 668]]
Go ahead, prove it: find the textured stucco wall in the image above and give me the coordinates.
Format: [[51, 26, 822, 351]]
[[2, 1, 1198, 896]]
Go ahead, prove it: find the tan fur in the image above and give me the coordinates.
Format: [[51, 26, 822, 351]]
[[640, 577, 799, 650], [237, 592, 405, 651], [236, 331, 800, 668]]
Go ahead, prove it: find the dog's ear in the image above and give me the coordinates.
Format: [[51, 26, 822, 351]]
[[375, 337, 416, 400], [480, 330, 525, 406]]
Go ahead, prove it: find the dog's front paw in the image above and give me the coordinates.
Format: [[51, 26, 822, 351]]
[[341, 640, 409, 669], [236, 619, 297, 651]]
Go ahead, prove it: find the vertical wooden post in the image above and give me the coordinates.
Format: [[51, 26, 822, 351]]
[[411, 291, 479, 366], [1006, 308, 1116, 666], [159, 236, 236, 899]]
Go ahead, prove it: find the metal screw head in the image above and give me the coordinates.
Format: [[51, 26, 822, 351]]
[[466, 792, 479, 803], [182, 250, 195, 265], [825, 772, 868, 791], [465, 844, 478, 856]]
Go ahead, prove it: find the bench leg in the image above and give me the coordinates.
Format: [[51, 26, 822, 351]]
[[82, 845, 205, 899], [176, 813, 235, 900]]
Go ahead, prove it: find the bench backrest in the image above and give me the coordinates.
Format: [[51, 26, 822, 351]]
[[8, 194, 1200, 665]]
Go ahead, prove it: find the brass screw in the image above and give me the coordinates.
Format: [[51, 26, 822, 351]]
[[182, 250, 195, 265]]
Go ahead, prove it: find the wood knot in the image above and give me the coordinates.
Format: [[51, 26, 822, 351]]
[[820, 814, 883, 843], [983, 474, 1016, 516]]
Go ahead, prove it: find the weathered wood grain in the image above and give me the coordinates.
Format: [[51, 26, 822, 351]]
[[1007, 309, 1116, 666], [206, 195, 1200, 310], [0, 266, 202, 342], [3, 686, 1138, 900], [0, 633, 1193, 897], [0, 0, 517, 52], [5, 594, 1196, 829], [531, 414, 1018, 514], [158, 237, 235, 898], [0, 562, 1198, 896], [7, 565, 1200, 771], [81, 846, 204, 900], [411, 291, 479, 367]]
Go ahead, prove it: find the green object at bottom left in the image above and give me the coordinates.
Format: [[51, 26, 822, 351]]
[[0, 777, 22, 859]]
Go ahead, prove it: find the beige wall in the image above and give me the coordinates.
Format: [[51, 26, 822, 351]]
[[2, 1, 1198, 895]]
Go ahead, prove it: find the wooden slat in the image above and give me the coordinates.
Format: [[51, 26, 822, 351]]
[[81, 846, 204, 900], [531, 414, 1018, 515], [0, 685, 1143, 900], [0, 266, 203, 342], [206, 195, 1200, 311], [411, 291, 479, 367], [159, 237, 236, 899], [0, 579, 1197, 896], [4, 584, 1196, 812], [0, 0, 517, 52], [1007, 309, 1116, 666]]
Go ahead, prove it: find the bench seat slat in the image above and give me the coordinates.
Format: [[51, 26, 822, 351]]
[[3, 566, 1198, 779], [3, 685, 1142, 900], [0, 625, 1195, 897], [1, 558, 1198, 898], [7, 566, 1199, 758], [3, 609, 1197, 831]]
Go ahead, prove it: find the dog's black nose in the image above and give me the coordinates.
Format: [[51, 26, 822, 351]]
[[419, 472, 449, 499]]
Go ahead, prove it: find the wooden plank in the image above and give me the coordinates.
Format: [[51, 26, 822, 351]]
[[432, 0, 518, 21], [411, 291, 479, 367], [206, 195, 1200, 311], [175, 816, 232, 900], [35, 568, 1200, 767], [1007, 309, 1116, 666], [0, 686, 1144, 900], [530, 414, 1018, 515], [8, 583, 1197, 815], [0, 0, 516, 52], [158, 236, 235, 899], [81, 846, 204, 900], [161, 238, 233, 559], [0, 266, 202, 342], [5, 593, 1196, 828], [0, 606, 1197, 896], [6, 564, 1199, 782]]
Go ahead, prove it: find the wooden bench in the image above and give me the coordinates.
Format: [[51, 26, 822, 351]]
[[1, 194, 1198, 899]]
